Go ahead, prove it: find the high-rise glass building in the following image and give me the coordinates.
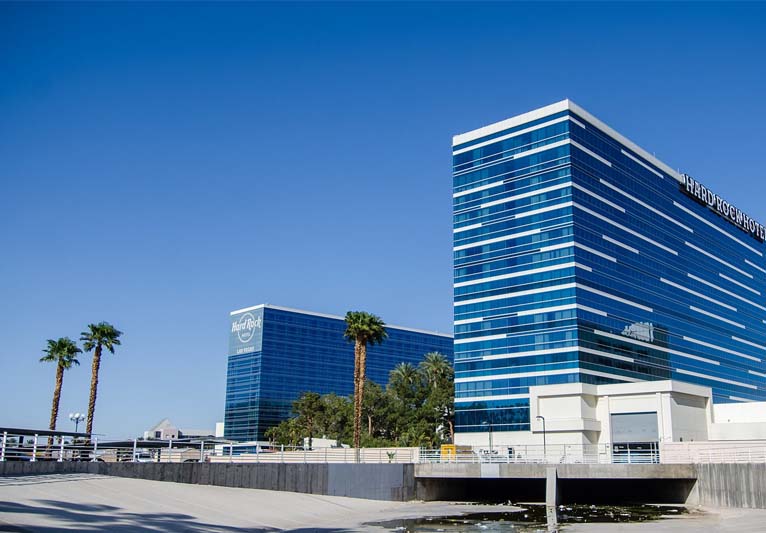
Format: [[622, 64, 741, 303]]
[[452, 100, 766, 440], [224, 304, 453, 442]]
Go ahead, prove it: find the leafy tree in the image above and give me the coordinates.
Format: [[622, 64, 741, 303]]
[[419, 352, 455, 442], [293, 391, 324, 449], [343, 311, 387, 450], [80, 322, 122, 435], [40, 338, 82, 434], [264, 417, 303, 446]]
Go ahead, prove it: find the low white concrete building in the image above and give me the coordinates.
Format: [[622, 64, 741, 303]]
[[455, 380, 766, 452]]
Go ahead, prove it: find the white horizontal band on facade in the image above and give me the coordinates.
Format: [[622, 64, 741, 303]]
[[477, 181, 571, 211], [455, 366, 640, 386], [578, 284, 653, 312], [593, 329, 720, 366], [676, 368, 757, 390], [719, 272, 760, 295], [454, 139, 572, 181], [570, 140, 612, 167], [571, 182, 624, 212], [689, 305, 746, 330], [599, 178, 691, 233], [455, 367, 578, 383], [453, 135, 570, 179], [687, 273, 766, 311], [454, 393, 529, 404], [454, 304, 580, 344], [481, 346, 579, 362], [745, 259, 766, 274], [674, 201, 763, 257], [574, 202, 678, 255], [452, 116, 571, 156], [732, 336, 766, 351], [620, 149, 664, 179], [684, 241, 753, 279], [748, 370, 766, 379], [579, 346, 634, 363], [569, 116, 587, 129], [602, 234, 639, 254], [682, 336, 760, 362], [454, 180, 505, 199], [660, 277, 737, 311], [453, 227, 542, 252], [453, 222, 483, 234], [454, 303, 607, 345], [454, 260, 588, 289], [453, 282, 577, 309], [578, 304, 609, 316], [574, 243, 617, 262], [729, 396, 753, 402], [579, 368, 641, 383]]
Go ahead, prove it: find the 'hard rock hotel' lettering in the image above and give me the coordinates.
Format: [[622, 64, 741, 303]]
[[682, 174, 765, 242]]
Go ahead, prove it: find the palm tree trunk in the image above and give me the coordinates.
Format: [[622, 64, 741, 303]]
[[352, 340, 363, 451], [49, 364, 63, 431], [358, 343, 367, 439], [86, 345, 102, 436], [368, 414, 372, 436], [47, 364, 64, 447]]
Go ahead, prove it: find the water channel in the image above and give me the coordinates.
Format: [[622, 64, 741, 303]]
[[370, 503, 688, 532]]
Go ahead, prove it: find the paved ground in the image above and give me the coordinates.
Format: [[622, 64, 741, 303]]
[[0, 474, 517, 532], [3, 474, 766, 532], [565, 507, 766, 532]]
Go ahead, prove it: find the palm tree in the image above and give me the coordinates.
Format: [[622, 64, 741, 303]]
[[420, 352, 451, 387], [80, 322, 123, 435], [344, 311, 387, 451], [40, 338, 82, 434]]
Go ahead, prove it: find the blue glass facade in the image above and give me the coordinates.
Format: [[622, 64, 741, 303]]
[[453, 101, 766, 435], [224, 305, 454, 442]]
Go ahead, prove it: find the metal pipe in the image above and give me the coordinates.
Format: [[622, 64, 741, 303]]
[[32, 434, 38, 462], [536, 415, 547, 461]]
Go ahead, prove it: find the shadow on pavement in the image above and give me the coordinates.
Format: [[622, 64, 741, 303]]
[[0, 500, 361, 532]]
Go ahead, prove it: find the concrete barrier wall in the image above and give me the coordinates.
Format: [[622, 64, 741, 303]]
[[0, 461, 416, 501], [695, 463, 766, 509]]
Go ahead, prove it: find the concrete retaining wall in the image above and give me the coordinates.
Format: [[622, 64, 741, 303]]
[[0, 461, 416, 501], [695, 463, 766, 509]]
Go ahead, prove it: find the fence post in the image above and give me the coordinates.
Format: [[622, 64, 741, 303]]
[[132, 438, 137, 462], [344, 446, 347, 463], [199, 442, 204, 463], [280, 444, 284, 463], [31, 434, 38, 462], [0, 432, 6, 462], [58, 437, 65, 462], [229, 443, 233, 463], [92, 438, 98, 462], [324, 447, 328, 463], [303, 446, 307, 464]]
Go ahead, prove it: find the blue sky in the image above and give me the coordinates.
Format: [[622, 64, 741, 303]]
[[1, 2, 764, 438]]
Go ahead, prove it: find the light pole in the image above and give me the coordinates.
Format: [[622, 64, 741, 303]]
[[536, 415, 546, 461], [69, 412, 85, 433], [481, 420, 493, 456]]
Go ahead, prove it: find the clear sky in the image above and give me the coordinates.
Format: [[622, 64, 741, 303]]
[[1, 2, 764, 439]]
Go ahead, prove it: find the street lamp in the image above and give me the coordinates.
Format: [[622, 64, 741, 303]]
[[69, 412, 85, 433], [481, 419, 493, 456], [536, 415, 546, 461]]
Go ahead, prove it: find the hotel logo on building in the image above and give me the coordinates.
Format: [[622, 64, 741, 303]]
[[229, 308, 264, 356], [682, 174, 765, 242]]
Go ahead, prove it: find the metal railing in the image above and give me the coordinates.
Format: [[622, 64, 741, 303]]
[[420, 444, 659, 465], [5, 429, 766, 466]]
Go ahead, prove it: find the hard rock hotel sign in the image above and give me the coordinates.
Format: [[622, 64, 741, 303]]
[[681, 173, 765, 243]]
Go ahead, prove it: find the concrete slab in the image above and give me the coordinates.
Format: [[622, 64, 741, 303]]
[[0, 474, 519, 532]]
